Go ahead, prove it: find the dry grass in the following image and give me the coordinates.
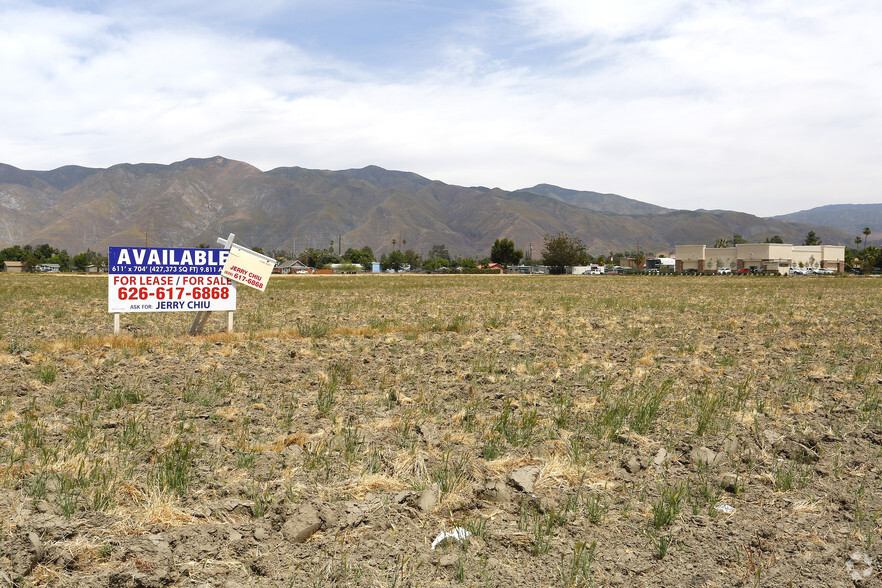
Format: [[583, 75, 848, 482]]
[[1, 273, 881, 586]]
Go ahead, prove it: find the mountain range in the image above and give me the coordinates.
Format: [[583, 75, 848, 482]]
[[773, 204, 882, 245], [0, 156, 868, 258]]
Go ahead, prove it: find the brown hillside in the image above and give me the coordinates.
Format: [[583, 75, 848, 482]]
[[0, 157, 852, 256]]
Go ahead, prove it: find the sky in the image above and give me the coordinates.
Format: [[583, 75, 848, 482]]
[[1, 0, 881, 216]]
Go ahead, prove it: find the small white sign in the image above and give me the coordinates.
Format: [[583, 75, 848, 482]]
[[221, 244, 276, 291]]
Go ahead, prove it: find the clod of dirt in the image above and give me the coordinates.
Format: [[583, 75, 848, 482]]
[[9, 531, 45, 578], [762, 429, 785, 449], [691, 446, 721, 468], [624, 455, 643, 474], [417, 423, 443, 447], [720, 436, 740, 455], [418, 486, 438, 512], [0, 569, 14, 586], [508, 465, 540, 493], [651, 448, 668, 467], [439, 554, 458, 567], [480, 480, 511, 503], [282, 504, 323, 543], [780, 437, 821, 463]]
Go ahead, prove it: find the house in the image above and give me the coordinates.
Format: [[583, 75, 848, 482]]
[[85, 264, 100, 273], [674, 243, 845, 274], [276, 260, 314, 274], [36, 263, 61, 273], [477, 262, 504, 274], [1, 261, 24, 273]]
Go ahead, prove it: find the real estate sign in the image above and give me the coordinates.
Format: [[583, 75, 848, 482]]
[[108, 247, 236, 313], [220, 243, 277, 292]]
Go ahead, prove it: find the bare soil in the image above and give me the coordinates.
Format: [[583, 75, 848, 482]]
[[0, 273, 880, 587]]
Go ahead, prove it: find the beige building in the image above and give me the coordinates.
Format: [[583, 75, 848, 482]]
[[1, 261, 24, 273], [674, 243, 845, 274]]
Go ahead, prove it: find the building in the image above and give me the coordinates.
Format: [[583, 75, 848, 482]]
[[276, 260, 314, 274], [646, 258, 676, 271], [674, 243, 845, 274], [1, 261, 24, 273]]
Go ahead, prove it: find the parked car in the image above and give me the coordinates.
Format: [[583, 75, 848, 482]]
[[735, 268, 749, 274], [813, 267, 834, 274], [789, 267, 807, 275], [716, 268, 731, 275], [850, 267, 864, 274]]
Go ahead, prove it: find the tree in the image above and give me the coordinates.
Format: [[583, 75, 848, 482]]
[[633, 250, 646, 270], [22, 253, 41, 272], [0, 245, 26, 262], [423, 257, 449, 272], [428, 244, 450, 261], [856, 245, 881, 271], [402, 249, 422, 270], [72, 252, 90, 271], [541, 232, 588, 274], [490, 238, 523, 266], [804, 231, 822, 246], [845, 247, 855, 270], [34, 243, 57, 261], [764, 235, 783, 244], [47, 250, 71, 272], [299, 246, 340, 269], [380, 249, 405, 272], [714, 238, 728, 248], [855, 236, 863, 249], [732, 234, 747, 245], [458, 257, 477, 269], [343, 246, 375, 270], [863, 227, 871, 248]]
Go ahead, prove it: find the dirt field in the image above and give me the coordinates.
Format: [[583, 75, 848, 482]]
[[0, 273, 880, 587]]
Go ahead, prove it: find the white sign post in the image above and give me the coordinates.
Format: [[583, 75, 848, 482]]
[[189, 233, 238, 335], [190, 234, 277, 334]]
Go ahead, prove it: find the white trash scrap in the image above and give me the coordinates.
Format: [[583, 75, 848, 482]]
[[431, 527, 472, 550], [714, 504, 736, 514], [845, 551, 873, 581]]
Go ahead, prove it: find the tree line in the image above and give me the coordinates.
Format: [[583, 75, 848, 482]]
[[0, 234, 642, 275], [0, 244, 107, 272], [21, 231, 872, 276]]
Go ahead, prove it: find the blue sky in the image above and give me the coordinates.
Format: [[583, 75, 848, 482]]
[[2, 0, 881, 216]]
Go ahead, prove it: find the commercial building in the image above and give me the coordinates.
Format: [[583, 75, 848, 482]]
[[674, 243, 845, 274]]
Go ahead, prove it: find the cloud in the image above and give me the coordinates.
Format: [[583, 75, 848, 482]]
[[0, 1, 880, 216], [510, 0, 689, 41]]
